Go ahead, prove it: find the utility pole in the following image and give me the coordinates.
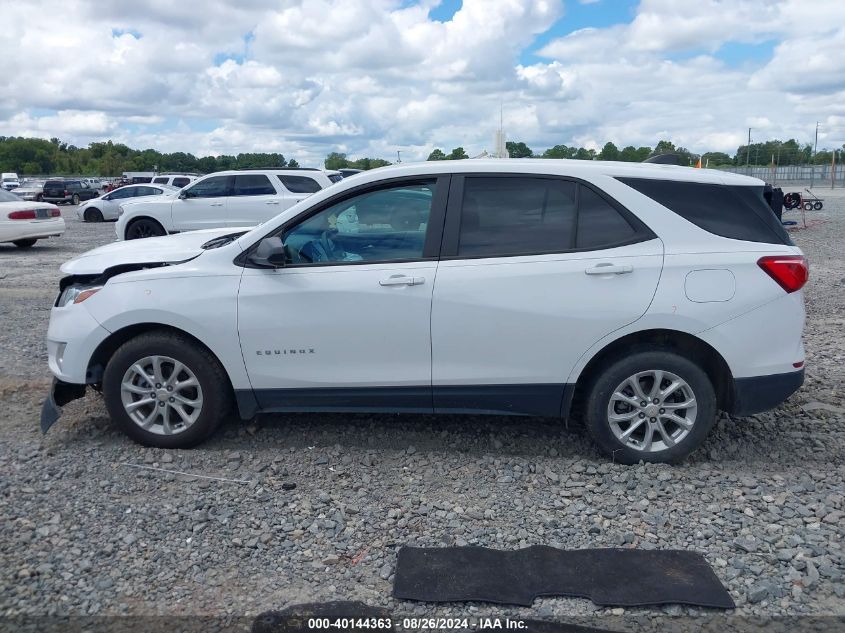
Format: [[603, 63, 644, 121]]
[[396, 150, 402, 164], [746, 128, 752, 176], [811, 121, 819, 189], [833, 148, 837, 190]]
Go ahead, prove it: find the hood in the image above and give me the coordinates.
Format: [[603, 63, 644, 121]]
[[60, 227, 241, 275]]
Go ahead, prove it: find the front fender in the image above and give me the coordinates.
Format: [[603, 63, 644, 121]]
[[83, 275, 251, 390]]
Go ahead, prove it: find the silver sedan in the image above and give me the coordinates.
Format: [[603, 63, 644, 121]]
[[76, 184, 179, 222]]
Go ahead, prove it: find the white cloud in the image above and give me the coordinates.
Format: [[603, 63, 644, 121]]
[[0, 0, 843, 166]]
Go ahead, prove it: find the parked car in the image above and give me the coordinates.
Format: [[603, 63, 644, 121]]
[[42, 160, 806, 462], [151, 174, 198, 189], [115, 168, 333, 240], [11, 182, 44, 201], [0, 188, 64, 248], [2, 172, 21, 190], [76, 184, 179, 222], [42, 179, 100, 205]]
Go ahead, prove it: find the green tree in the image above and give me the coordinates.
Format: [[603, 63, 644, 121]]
[[573, 147, 595, 160], [654, 140, 676, 154], [325, 152, 349, 170], [541, 145, 576, 159], [447, 147, 468, 160], [598, 142, 620, 161], [288, 158, 300, 168], [506, 141, 533, 158], [427, 148, 447, 161]]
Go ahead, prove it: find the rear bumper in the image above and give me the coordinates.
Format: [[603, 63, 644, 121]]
[[729, 369, 804, 417]]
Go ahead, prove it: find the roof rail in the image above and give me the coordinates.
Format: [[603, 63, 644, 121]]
[[234, 167, 320, 171]]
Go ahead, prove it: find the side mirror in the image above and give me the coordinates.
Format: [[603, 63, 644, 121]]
[[103, 194, 111, 201], [178, 191, 188, 199], [249, 236, 287, 268]]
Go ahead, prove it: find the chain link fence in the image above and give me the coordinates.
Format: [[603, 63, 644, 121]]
[[718, 164, 845, 188]]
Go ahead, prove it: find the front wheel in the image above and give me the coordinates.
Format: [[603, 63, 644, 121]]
[[813, 201, 823, 210], [584, 351, 717, 464], [102, 331, 233, 448], [84, 208, 104, 222], [125, 218, 166, 240]]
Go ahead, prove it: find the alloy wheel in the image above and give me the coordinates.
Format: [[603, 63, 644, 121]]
[[120, 355, 203, 435], [606, 369, 697, 452]]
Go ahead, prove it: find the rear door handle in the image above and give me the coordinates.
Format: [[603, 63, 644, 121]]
[[379, 275, 425, 286], [210, 202, 224, 207], [265, 200, 280, 205], [585, 263, 634, 275]]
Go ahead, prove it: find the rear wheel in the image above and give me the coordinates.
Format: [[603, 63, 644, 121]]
[[103, 331, 233, 448], [13, 239, 37, 248], [803, 202, 813, 211], [813, 201, 823, 210], [84, 208, 104, 222], [126, 217, 166, 240], [584, 350, 717, 464], [72, 194, 80, 205]]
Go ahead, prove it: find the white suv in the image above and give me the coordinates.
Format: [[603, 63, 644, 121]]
[[115, 169, 332, 240], [43, 160, 806, 463]]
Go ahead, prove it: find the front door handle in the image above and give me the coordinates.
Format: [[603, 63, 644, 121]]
[[585, 263, 634, 275], [265, 200, 280, 205], [210, 202, 224, 207], [379, 275, 425, 286]]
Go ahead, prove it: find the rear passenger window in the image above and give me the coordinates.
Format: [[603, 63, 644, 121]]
[[278, 175, 322, 194], [153, 177, 168, 184], [172, 177, 190, 188], [618, 178, 791, 245], [458, 177, 577, 256], [577, 187, 638, 249], [232, 174, 276, 196]]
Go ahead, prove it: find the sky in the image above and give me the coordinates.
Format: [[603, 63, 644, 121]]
[[1, 0, 844, 166]]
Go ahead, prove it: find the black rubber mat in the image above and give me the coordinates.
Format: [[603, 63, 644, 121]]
[[393, 546, 735, 609]]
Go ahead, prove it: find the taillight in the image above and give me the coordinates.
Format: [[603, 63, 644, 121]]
[[757, 255, 809, 293], [50, 209, 61, 217], [8, 210, 36, 220], [64, 190, 69, 195]]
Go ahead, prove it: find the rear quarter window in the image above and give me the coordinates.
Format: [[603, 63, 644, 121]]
[[618, 177, 791, 245], [278, 175, 322, 194]]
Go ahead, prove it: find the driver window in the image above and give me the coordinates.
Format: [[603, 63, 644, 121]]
[[183, 176, 231, 199], [283, 181, 436, 265], [110, 187, 134, 200]]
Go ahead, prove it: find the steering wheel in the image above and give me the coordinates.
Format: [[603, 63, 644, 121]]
[[300, 230, 340, 263]]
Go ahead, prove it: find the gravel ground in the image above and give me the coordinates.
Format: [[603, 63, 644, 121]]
[[0, 195, 843, 628]]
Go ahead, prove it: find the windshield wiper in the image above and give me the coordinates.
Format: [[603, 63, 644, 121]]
[[201, 231, 248, 250]]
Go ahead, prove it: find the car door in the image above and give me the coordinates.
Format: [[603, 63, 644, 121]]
[[237, 176, 449, 412], [226, 174, 283, 227], [104, 186, 137, 218], [171, 175, 232, 232], [430, 175, 664, 416]]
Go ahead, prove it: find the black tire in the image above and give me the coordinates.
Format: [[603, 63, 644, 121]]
[[813, 201, 823, 210], [72, 194, 80, 205], [84, 207, 104, 222], [102, 331, 233, 448], [584, 350, 717, 465], [13, 239, 37, 248], [125, 217, 166, 240], [35, 194, 43, 202], [803, 202, 813, 211]]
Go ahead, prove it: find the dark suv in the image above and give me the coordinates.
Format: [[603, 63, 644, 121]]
[[42, 180, 100, 205]]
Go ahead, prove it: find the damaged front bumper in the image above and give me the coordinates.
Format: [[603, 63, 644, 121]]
[[40, 379, 87, 433]]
